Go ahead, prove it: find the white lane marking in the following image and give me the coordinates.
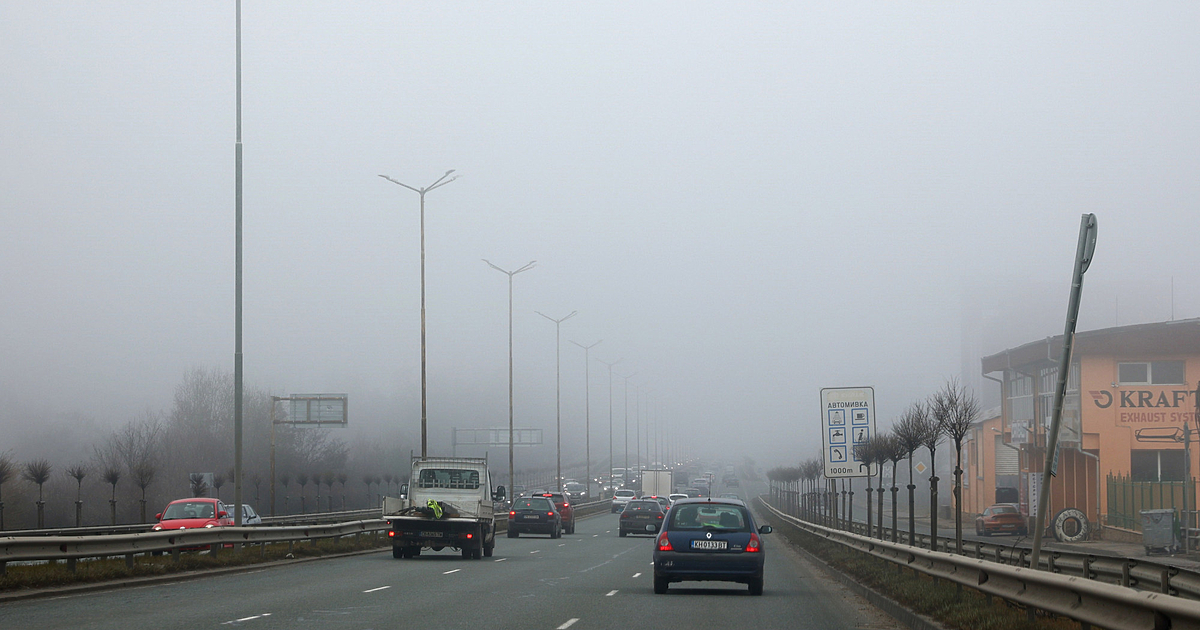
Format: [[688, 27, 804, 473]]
[[632, 572, 641, 578], [531, 550, 540, 554], [579, 545, 639, 573], [558, 543, 566, 547], [605, 590, 618, 596], [592, 534, 598, 537], [222, 613, 271, 625], [443, 569, 461, 574], [495, 557, 508, 562], [363, 586, 391, 593], [557, 619, 579, 629]]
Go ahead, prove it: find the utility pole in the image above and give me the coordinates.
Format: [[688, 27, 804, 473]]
[[484, 260, 536, 500], [537, 311, 576, 492], [571, 340, 602, 501], [617, 371, 637, 484], [378, 170, 458, 457], [597, 357, 622, 498]]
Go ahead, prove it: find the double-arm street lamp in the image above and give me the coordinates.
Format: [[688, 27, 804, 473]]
[[378, 170, 458, 457], [617, 371, 637, 481], [570, 340, 602, 500], [537, 310, 576, 492], [483, 259, 536, 501]]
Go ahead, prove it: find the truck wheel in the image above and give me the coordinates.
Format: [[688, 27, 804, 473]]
[[483, 540, 494, 557], [472, 547, 483, 560], [508, 529, 518, 538], [392, 546, 404, 559], [462, 547, 472, 559], [408, 547, 421, 558]]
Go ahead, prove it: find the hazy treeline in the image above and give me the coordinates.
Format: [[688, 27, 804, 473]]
[[0, 367, 411, 530]]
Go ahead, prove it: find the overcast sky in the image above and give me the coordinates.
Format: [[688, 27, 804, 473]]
[[2, 2, 1198, 465]]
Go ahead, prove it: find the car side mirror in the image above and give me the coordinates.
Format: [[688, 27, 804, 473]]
[[155, 513, 162, 520], [758, 525, 773, 534], [218, 511, 228, 518], [494, 486, 506, 501]]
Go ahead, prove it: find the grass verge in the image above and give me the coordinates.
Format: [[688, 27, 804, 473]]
[[756, 504, 1077, 630], [0, 533, 389, 593]]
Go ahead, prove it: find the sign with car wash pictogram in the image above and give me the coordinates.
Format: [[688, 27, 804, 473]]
[[821, 386, 878, 478]]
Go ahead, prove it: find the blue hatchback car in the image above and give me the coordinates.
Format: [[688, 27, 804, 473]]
[[652, 498, 772, 595]]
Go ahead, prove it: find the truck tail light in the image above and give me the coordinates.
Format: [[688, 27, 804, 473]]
[[465, 533, 473, 539], [388, 530, 395, 538]]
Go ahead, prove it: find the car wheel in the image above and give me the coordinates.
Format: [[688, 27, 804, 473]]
[[975, 523, 982, 536], [392, 546, 404, 559], [654, 574, 669, 594], [567, 521, 575, 535], [508, 529, 518, 538], [619, 529, 627, 537], [748, 575, 764, 596]]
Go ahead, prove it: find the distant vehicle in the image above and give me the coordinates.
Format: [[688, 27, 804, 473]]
[[508, 496, 561, 538], [724, 477, 740, 488], [564, 481, 589, 502], [640, 469, 673, 498], [542, 492, 576, 534], [653, 498, 772, 595], [684, 487, 706, 498], [512, 485, 527, 497], [382, 456, 503, 560], [975, 504, 1027, 536], [642, 495, 671, 513], [153, 498, 233, 531], [668, 493, 689, 505], [611, 489, 637, 513], [619, 500, 665, 537], [232, 503, 262, 525], [718, 493, 743, 502]]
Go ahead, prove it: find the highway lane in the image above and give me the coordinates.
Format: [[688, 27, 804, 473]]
[[0, 495, 899, 630]]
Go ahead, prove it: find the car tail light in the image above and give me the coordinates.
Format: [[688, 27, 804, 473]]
[[549, 512, 555, 517], [657, 533, 673, 551], [746, 533, 761, 553], [657, 514, 663, 519], [509, 511, 516, 517], [563, 502, 569, 507]]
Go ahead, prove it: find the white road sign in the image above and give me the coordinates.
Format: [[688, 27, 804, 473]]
[[821, 386, 878, 478]]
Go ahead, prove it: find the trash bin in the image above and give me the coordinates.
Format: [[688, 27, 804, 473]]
[[1141, 508, 1179, 555]]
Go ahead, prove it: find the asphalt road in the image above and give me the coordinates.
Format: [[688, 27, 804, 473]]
[[0, 493, 900, 630]]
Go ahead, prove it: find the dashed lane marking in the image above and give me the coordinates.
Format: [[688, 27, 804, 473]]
[[495, 558, 508, 562], [632, 572, 641, 578], [221, 613, 271, 625], [363, 586, 391, 593], [443, 569, 461, 575], [557, 619, 579, 629], [558, 543, 566, 547], [531, 550, 540, 554], [605, 590, 618, 597]]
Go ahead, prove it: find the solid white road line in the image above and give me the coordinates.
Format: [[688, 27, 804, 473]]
[[443, 569, 461, 574], [605, 590, 618, 597], [557, 619, 579, 629], [362, 586, 391, 593], [632, 572, 641, 578]]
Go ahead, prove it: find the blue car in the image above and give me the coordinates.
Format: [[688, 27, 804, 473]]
[[652, 498, 772, 595]]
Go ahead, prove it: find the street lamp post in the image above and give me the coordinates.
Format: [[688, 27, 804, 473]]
[[537, 311, 576, 492], [232, 0, 244, 527], [617, 372, 637, 483], [483, 260, 536, 501], [378, 170, 458, 458], [570, 340, 602, 501], [597, 357, 622, 498]]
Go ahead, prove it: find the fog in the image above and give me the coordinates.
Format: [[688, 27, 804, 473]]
[[2, 2, 1198, 478]]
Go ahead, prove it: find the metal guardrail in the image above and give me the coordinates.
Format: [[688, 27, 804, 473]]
[[1, 508, 381, 538], [758, 499, 1200, 630]]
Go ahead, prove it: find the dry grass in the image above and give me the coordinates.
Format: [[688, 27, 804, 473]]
[[760, 510, 1078, 630], [0, 533, 389, 592]]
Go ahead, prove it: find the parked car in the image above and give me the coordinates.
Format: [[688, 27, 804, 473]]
[[508, 496, 561, 538], [611, 489, 637, 513], [619, 499, 665, 537], [232, 503, 262, 525], [153, 498, 233, 531], [541, 492, 576, 534], [975, 504, 1027, 536], [653, 498, 772, 595]]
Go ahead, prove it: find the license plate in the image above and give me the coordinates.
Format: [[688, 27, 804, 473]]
[[636, 515, 650, 519], [1002, 524, 1015, 528], [522, 515, 540, 520], [419, 531, 443, 538], [691, 540, 727, 550]]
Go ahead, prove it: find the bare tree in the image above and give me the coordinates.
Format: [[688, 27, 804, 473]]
[[0, 452, 16, 530], [66, 463, 88, 526], [362, 474, 372, 508], [854, 440, 878, 536], [250, 473, 262, 508], [212, 472, 226, 501], [23, 459, 53, 528], [886, 433, 906, 542], [189, 472, 208, 497], [373, 475, 383, 508], [933, 379, 980, 554], [104, 466, 122, 524], [383, 472, 394, 496], [312, 470, 322, 512], [921, 396, 946, 549], [132, 461, 156, 523], [322, 471, 335, 512], [296, 473, 309, 513], [893, 403, 927, 544], [337, 472, 347, 510], [279, 473, 291, 513]]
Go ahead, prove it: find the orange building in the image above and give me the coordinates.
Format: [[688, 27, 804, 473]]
[[963, 318, 1200, 536]]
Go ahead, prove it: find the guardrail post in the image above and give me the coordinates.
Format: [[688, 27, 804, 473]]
[[1082, 555, 1092, 579], [1121, 560, 1131, 587], [125, 553, 134, 569], [172, 547, 181, 563], [68, 557, 76, 573], [211, 542, 220, 558], [1048, 552, 1057, 573], [1161, 569, 1171, 595], [1, 561, 6, 576]]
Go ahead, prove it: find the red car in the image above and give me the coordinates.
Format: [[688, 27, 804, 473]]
[[542, 492, 575, 534], [975, 504, 1027, 536], [153, 498, 234, 531]]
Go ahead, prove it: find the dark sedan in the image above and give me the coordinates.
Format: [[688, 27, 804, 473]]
[[619, 500, 665, 536], [652, 498, 772, 595], [507, 496, 562, 538]]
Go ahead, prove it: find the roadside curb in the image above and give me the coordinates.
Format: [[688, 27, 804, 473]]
[[751, 498, 947, 630], [0, 544, 390, 604]]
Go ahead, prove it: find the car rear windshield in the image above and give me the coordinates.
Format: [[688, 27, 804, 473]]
[[614, 490, 635, 498], [417, 468, 480, 490], [162, 501, 216, 520], [514, 498, 552, 511], [992, 505, 1019, 514], [624, 501, 661, 512], [669, 504, 750, 531]]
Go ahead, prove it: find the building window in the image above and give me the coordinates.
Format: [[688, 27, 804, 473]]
[[1131, 450, 1185, 482], [1119, 361, 1185, 386]]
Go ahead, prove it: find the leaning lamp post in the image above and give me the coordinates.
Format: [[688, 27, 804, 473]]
[[378, 170, 458, 457]]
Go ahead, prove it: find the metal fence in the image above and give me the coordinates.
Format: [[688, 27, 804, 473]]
[[1106, 474, 1195, 531]]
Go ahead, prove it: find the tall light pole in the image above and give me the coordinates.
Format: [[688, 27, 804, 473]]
[[570, 340, 602, 501], [537, 310, 576, 492], [597, 357, 622, 497], [617, 371, 637, 483], [378, 170, 458, 457], [232, 0, 244, 526], [483, 260, 536, 499]]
